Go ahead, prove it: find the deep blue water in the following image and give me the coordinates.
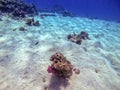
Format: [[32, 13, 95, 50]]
[[25, 0, 120, 22]]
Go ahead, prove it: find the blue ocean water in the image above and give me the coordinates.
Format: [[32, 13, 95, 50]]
[[24, 0, 120, 22]]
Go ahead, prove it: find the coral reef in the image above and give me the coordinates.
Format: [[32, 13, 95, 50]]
[[39, 5, 74, 17], [67, 31, 90, 45], [0, 0, 37, 18], [62, 10, 74, 17], [48, 52, 80, 79]]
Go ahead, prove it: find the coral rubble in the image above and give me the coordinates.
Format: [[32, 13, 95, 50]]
[[25, 18, 34, 26], [25, 18, 40, 26], [67, 31, 90, 45], [0, 0, 37, 18], [48, 52, 80, 79]]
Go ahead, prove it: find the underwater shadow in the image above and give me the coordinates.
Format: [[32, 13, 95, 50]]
[[48, 75, 69, 90]]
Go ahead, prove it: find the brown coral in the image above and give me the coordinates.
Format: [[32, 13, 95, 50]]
[[49, 52, 74, 78], [48, 52, 80, 79], [67, 31, 90, 45], [50, 52, 65, 62]]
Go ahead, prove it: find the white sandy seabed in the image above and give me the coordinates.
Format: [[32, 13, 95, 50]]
[[0, 13, 120, 90]]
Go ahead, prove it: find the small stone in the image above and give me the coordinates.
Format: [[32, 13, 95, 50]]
[[34, 41, 39, 45], [44, 86, 48, 90], [83, 47, 87, 52], [12, 28, 17, 31], [80, 31, 89, 40], [58, 37, 61, 39], [67, 34, 72, 39], [76, 39, 82, 44], [0, 18, 2, 21], [95, 69, 99, 73], [19, 27, 26, 31], [74, 68, 80, 74], [42, 77, 46, 83], [73, 68, 76, 71], [33, 20, 40, 26]]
